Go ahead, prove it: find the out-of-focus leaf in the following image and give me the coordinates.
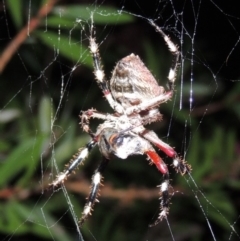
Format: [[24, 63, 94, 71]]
[[52, 5, 134, 24], [6, 0, 23, 28], [13, 201, 72, 240], [0, 109, 21, 123], [0, 200, 72, 240], [144, 40, 161, 78], [0, 201, 27, 234], [232, 104, 240, 119], [204, 191, 236, 230], [42, 16, 78, 29], [39, 96, 52, 134], [41, 0, 48, 5], [0, 134, 47, 187], [34, 30, 91, 67], [181, 83, 214, 97]]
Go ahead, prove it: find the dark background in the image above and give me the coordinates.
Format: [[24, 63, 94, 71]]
[[0, 0, 240, 241]]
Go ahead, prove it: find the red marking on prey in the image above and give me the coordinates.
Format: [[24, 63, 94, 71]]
[[146, 151, 168, 174]]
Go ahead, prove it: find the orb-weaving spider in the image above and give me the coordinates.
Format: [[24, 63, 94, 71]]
[[51, 19, 191, 226]]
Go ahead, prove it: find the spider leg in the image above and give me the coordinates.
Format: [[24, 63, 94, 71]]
[[145, 149, 171, 224], [145, 149, 168, 174], [149, 172, 171, 227], [81, 109, 118, 133], [142, 129, 191, 175], [144, 134, 190, 226], [79, 157, 109, 226], [89, 32, 124, 114], [142, 129, 176, 158], [148, 19, 180, 91], [125, 91, 173, 115], [51, 141, 96, 187]]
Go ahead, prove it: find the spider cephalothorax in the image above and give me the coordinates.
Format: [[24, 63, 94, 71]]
[[51, 19, 191, 226]]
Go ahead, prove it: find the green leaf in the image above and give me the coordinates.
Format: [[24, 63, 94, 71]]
[[34, 30, 92, 67], [0, 109, 21, 123], [0, 134, 47, 187], [42, 16, 78, 29], [204, 192, 235, 230], [144, 40, 161, 77], [52, 5, 134, 24], [6, 0, 23, 29], [41, 0, 48, 4], [225, 130, 236, 162], [39, 96, 52, 134], [0, 200, 73, 240]]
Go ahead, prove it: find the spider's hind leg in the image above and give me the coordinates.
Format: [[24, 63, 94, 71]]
[[172, 157, 191, 175], [145, 150, 172, 225], [143, 130, 191, 225], [149, 173, 173, 227], [79, 157, 109, 226], [88, 32, 124, 114]]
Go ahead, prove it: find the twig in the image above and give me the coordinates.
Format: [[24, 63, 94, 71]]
[[0, 179, 160, 206], [0, 0, 58, 73], [66, 179, 160, 206]]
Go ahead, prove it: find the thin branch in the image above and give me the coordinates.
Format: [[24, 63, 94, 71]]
[[67, 179, 160, 206], [0, 179, 160, 206], [0, 0, 58, 73]]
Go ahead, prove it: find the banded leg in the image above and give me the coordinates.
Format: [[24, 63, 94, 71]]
[[172, 157, 191, 175], [146, 148, 190, 226], [148, 19, 180, 91], [149, 157, 191, 226], [79, 157, 109, 226], [89, 32, 124, 114], [142, 129, 177, 158], [150, 173, 171, 227], [125, 91, 173, 116], [142, 129, 191, 175], [81, 109, 119, 136], [145, 150, 171, 224], [51, 141, 96, 187]]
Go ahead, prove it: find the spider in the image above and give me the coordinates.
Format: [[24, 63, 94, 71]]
[[51, 19, 191, 226]]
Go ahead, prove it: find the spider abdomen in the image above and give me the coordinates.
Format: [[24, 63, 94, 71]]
[[110, 54, 165, 109]]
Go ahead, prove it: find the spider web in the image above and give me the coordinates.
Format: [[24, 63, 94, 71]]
[[0, 0, 240, 241]]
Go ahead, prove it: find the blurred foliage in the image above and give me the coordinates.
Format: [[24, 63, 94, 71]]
[[0, 1, 240, 241]]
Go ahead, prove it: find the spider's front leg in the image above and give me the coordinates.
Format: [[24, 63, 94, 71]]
[[89, 37, 124, 114], [81, 109, 119, 134], [124, 91, 173, 116], [148, 19, 180, 92], [145, 150, 172, 223]]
